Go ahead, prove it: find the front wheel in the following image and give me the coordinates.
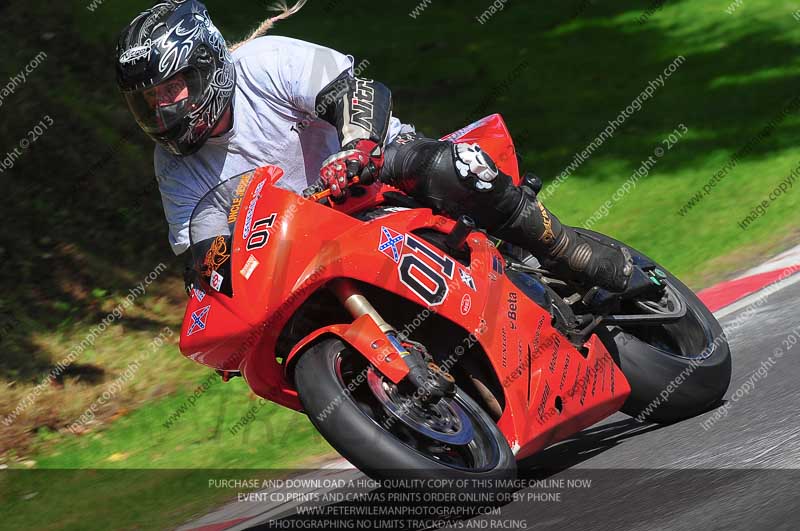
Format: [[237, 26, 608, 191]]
[[577, 229, 732, 424], [294, 338, 516, 480]]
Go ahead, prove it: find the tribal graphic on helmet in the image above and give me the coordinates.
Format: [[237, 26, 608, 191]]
[[116, 0, 235, 156]]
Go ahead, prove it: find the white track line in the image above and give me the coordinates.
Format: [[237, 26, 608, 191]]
[[715, 270, 800, 320], [734, 244, 800, 279]]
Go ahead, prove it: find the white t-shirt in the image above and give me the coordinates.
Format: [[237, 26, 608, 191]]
[[155, 36, 411, 255]]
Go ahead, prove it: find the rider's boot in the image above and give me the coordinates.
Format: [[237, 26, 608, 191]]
[[493, 185, 637, 293]]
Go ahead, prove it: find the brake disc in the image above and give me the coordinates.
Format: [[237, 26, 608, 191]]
[[366, 367, 475, 445]]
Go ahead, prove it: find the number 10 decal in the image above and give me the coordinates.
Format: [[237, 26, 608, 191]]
[[398, 234, 455, 306], [246, 213, 277, 251]]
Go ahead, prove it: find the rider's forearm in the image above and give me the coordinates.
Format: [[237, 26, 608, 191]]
[[315, 70, 392, 149]]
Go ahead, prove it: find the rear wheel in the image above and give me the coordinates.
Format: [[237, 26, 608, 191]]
[[294, 338, 516, 480], [578, 229, 732, 423]]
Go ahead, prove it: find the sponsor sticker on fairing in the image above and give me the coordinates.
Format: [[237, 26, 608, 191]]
[[460, 293, 472, 315], [492, 254, 504, 275], [227, 172, 254, 224], [210, 270, 224, 291], [242, 180, 266, 240], [240, 255, 260, 280]]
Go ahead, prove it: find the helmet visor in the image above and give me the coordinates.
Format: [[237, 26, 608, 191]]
[[123, 70, 204, 134]]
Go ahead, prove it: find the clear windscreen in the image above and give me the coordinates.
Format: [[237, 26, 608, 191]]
[[188, 170, 256, 296]]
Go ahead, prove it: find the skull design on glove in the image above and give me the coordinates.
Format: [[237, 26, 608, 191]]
[[453, 143, 499, 191]]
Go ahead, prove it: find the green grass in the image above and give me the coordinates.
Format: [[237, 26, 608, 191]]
[[1, 378, 332, 530], [1, 469, 263, 531], [2, 0, 800, 528], [29, 377, 330, 469]]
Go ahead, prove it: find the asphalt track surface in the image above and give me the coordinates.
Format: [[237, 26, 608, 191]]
[[185, 273, 800, 531]]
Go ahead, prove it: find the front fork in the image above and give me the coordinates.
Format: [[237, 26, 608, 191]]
[[329, 279, 395, 334], [329, 279, 455, 402]]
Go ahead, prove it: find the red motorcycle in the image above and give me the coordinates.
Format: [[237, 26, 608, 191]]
[[180, 115, 731, 480]]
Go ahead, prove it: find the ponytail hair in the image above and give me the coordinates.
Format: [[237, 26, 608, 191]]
[[229, 0, 307, 52]]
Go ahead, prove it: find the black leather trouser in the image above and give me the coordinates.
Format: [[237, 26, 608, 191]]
[[380, 132, 526, 232], [380, 132, 632, 292]]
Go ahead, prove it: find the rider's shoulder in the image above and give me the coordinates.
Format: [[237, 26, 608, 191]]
[[233, 36, 344, 64]]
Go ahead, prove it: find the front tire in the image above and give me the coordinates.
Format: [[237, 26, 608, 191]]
[[578, 229, 732, 424], [294, 338, 516, 480]]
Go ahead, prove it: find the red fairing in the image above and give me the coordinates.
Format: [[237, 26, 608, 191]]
[[440, 113, 521, 185], [179, 116, 629, 453], [316, 113, 521, 216]]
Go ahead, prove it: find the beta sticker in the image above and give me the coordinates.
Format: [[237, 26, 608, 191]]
[[210, 270, 224, 291], [240, 255, 260, 280]]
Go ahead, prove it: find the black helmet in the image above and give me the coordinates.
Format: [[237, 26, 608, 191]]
[[116, 0, 235, 156]]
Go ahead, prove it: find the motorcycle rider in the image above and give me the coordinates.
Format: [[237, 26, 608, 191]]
[[116, 0, 643, 295]]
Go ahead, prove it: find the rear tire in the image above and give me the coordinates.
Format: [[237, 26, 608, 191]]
[[295, 338, 516, 480], [578, 229, 732, 423]]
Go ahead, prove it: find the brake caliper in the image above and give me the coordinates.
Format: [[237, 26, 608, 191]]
[[391, 337, 455, 405]]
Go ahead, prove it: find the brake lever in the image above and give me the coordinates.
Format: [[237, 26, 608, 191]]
[[306, 176, 362, 203]]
